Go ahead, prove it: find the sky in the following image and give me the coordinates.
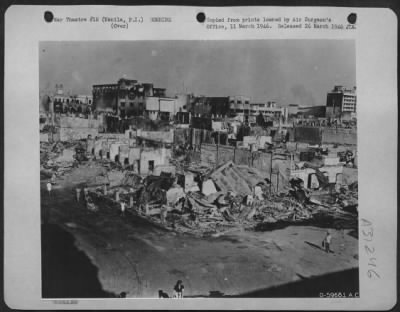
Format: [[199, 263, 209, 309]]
[[39, 40, 355, 106]]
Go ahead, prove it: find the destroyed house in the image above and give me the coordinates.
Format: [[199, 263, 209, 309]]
[[209, 161, 267, 196], [93, 78, 165, 118], [190, 97, 230, 118]]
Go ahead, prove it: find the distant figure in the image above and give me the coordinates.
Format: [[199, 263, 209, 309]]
[[120, 201, 126, 217], [46, 182, 52, 197], [83, 187, 89, 201], [323, 231, 333, 253], [76, 188, 81, 202], [173, 280, 184, 298], [158, 290, 169, 298], [160, 205, 168, 224], [51, 173, 56, 184]]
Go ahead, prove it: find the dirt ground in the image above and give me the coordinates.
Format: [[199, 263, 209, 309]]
[[41, 164, 359, 298]]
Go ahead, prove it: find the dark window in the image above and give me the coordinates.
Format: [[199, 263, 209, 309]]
[[148, 160, 154, 172], [120, 102, 125, 107]]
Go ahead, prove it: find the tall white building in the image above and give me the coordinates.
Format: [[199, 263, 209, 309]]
[[326, 86, 357, 118]]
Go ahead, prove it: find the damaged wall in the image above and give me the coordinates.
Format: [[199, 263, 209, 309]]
[[128, 146, 141, 166], [322, 128, 357, 145], [140, 147, 172, 175], [200, 143, 274, 175], [341, 167, 358, 185], [119, 144, 130, 164], [200, 144, 218, 166], [217, 145, 235, 165], [294, 127, 322, 144], [138, 129, 174, 143], [234, 148, 252, 166], [57, 116, 100, 129], [58, 127, 98, 142], [174, 128, 191, 146], [56, 116, 99, 142], [252, 152, 272, 173]]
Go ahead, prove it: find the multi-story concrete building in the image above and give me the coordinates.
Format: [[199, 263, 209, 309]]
[[229, 95, 251, 118], [326, 85, 357, 119], [189, 96, 230, 118], [52, 84, 93, 114], [92, 78, 166, 117], [145, 93, 190, 121], [250, 101, 286, 119]]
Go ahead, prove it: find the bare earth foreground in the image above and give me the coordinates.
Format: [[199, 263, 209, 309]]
[[41, 166, 359, 299]]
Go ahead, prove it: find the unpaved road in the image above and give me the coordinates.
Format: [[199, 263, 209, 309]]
[[41, 164, 359, 298]]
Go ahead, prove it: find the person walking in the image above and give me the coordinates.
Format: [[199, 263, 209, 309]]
[[323, 231, 333, 253], [173, 280, 184, 298], [83, 186, 89, 202], [46, 181, 52, 197], [76, 188, 81, 202], [120, 201, 126, 217]]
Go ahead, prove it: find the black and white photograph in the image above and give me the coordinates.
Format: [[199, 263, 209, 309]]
[[4, 5, 397, 310], [39, 40, 359, 299]]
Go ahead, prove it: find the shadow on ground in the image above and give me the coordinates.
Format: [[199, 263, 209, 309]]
[[236, 267, 359, 297], [188, 268, 359, 298], [255, 214, 358, 232], [42, 223, 116, 298]]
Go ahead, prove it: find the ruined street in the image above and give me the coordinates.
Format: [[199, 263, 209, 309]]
[[41, 163, 358, 299], [38, 41, 359, 299]]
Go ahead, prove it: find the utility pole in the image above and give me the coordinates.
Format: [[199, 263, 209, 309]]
[[269, 151, 273, 195]]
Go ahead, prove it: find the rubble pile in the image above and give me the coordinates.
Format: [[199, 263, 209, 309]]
[[336, 182, 358, 213], [41, 136, 358, 237], [40, 141, 82, 180]]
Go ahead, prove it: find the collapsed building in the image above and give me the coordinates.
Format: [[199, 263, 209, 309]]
[[40, 79, 358, 236]]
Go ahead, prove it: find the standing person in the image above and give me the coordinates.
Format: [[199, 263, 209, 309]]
[[173, 280, 184, 298], [83, 186, 89, 202], [160, 205, 168, 224], [76, 187, 81, 202], [51, 173, 56, 184], [120, 201, 126, 217], [323, 231, 333, 253], [46, 181, 52, 197]]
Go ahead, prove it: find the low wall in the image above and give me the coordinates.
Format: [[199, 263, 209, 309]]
[[57, 116, 100, 129], [200, 143, 274, 175], [217, 145, 235, 165], [322, 128, 357, 145], [59, 128, 98, 142], [200, 144, 218, 165], [139, 130, 174, 143], [294, 127, 322, 144]]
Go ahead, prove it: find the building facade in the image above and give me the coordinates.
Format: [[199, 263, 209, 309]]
[[92, 78, 166, 117], [51, 85, 93, 114], [326, 86, 357, 119], [229, 95, 251, 117], [190, 96, 230, 118]]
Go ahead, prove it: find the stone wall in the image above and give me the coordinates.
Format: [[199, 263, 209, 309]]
[[200, 144, 218, 166], [200, 143, 274, 175], [321, 128, 357, 145], [217, 145, 235, 166], [140, 148, 171, 174], [57, 116, 100, 128], [139, 129, 174, 143], [294, 127, 322, 144], [56, 116, 100, 141], [59, 127, 98, 142]]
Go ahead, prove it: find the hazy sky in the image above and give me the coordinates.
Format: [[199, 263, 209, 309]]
[[40, 40, 355, 106]]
